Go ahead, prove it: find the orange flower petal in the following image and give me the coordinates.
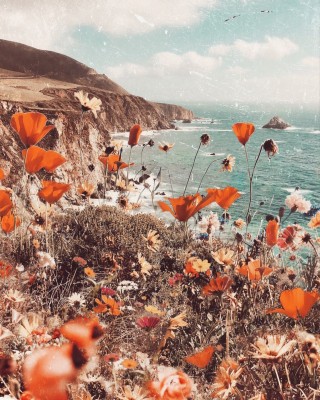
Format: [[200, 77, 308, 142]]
[[266, 288, 319, 319], [11, 112, 54, 147], [128, 124, 142, 146], [266, 220, 279, 247], [38, 181, 71, 204], [0, 168, 5, 180], [1, 212, 21, 234], [122, 358, 138, 369], [22, 146, 46, 174], [23, 343, 78, 400], [60, 317, 103, 350], [232, 122, 255, 146], [206, 187, 241, 210], [0, 190, 13, 216], [185, 345, 215, 368]]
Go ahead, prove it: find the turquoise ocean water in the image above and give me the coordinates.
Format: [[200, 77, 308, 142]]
[[120, 102, 319, 230]]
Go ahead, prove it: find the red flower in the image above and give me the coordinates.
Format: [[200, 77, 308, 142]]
[[136, 316, 160, 329], [202, 273, 233, 295], [11, 112, 54, 147], [277, 225, 302, 250]]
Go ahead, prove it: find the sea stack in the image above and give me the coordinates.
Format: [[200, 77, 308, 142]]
[[263, 116, 291, 129]]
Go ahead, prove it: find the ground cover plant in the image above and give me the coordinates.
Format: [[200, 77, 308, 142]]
[[0, 93, 319, 399]]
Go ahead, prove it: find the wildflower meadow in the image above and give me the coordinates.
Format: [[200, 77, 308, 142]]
[[0, 91, 319, 400]]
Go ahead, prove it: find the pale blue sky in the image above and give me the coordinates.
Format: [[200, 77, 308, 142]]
[[1, 0, 319, 104]]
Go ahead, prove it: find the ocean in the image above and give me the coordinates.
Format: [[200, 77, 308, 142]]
[[118, 102, 319, 231]]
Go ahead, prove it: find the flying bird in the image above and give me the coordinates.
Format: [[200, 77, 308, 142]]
[[224, 10, 273, 22], [224, 15, 241, 22]]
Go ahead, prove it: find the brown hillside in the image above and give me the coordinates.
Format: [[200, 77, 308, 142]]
[[0, 39, 128, 94]]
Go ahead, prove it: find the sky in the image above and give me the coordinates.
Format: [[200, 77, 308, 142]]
[[0, 0, 319, 105]]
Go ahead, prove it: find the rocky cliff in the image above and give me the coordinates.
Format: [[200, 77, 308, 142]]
[[152, 102, 194, 121]]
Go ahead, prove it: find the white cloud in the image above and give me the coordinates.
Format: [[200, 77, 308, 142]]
[[106, 50, 221, 80], [209, 36, 299, 60], [209, 44, 232, 56], [0, 0, 217, 50]]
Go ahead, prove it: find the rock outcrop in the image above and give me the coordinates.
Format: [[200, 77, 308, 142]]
[[262, 116, 291, 129], [152, 102, 194, 121]]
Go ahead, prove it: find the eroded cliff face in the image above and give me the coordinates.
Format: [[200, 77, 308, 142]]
[[152, 102, 194, 121], [0, 100, 107, 212]]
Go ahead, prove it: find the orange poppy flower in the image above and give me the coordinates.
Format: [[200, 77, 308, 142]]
[[202, 273, 233, 295], [0, 190, 13, 217], [0, 261, 13, 278], [237, 259, 273, 281], [21, 147, 44, 174], [99, 154, 133, 172], [22, 146, 46, 174], [0, 168, 5, 180], [232, 122, 255, 146], [122, 359, 138, 369], [23, 343, 79, 400], [1, 212, 21, 234], [38, 181, 71, 204], [266, 288, 320, 319], [158, 191, 217, 222], [94, 295, 121, 316], [84, 267, 96, 278], [266, 220, 279, 247], [11, 112, 54, 147], [128, 124, 142, 146], [22, 147, 66, 174], [60, 317, 104, 351], [206, 186, 241, 210], [185, 345, 215, 368]]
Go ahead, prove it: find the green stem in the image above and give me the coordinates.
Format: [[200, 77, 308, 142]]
[[183, 142, 201, 196]]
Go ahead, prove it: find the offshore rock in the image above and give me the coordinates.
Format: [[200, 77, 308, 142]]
[[262, 116, 291, 129]]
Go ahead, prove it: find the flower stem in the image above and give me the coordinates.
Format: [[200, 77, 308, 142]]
[[126, 146, 133, 191], [197, 157, 222, 192], [140, 145, 146, 167], [244, 144, 263, 225], [166, 152, 174, 196], [183, 142, 201, 196]]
